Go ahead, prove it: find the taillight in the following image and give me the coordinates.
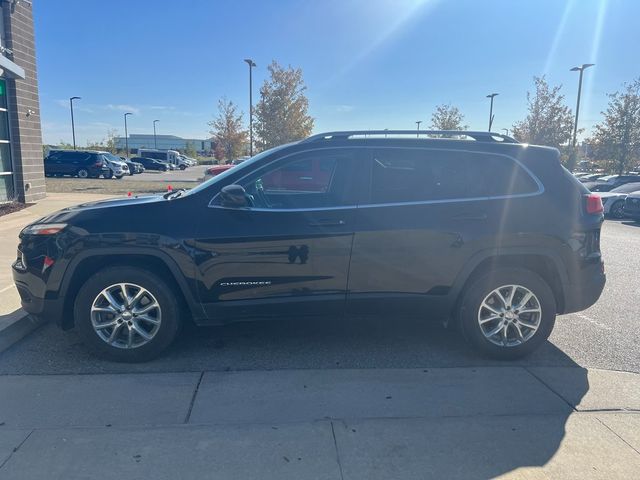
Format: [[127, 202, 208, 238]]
[[585, 194, 604, 215]]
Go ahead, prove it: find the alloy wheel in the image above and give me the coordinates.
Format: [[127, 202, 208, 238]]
[[477, 284, 542, 347], [90, 283, 162, 349]]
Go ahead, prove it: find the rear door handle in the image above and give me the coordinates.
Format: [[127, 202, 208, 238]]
[[309, 219, 346, 227], [452, 213, 487, 221]]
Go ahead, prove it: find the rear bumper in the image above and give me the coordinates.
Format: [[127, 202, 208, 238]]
[[560, 270, 606, 315]]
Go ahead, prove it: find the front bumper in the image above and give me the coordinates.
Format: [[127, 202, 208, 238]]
[[12, 260, 65, 326]]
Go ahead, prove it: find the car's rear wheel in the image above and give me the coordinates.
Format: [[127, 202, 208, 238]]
[[179, 164, 186, 170], [609, 200, 625, 219], [459, 267, 556, 359], [74, 267, 182, 362], [77, 168, 89, 179]]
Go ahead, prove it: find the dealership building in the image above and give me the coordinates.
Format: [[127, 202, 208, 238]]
[[114, 134, 214, 154], [0, 0, 44, 204]]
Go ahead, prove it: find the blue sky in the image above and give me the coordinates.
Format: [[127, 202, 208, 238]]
[[35, 0, 638, 146]]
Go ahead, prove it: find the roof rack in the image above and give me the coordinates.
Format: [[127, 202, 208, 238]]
[[301, 130, 518, 144]]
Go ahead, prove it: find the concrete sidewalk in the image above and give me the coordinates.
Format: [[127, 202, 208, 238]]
[[0, 193, 114, 352], [0, 367, 639, 479]]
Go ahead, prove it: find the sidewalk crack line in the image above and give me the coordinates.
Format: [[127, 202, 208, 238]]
[[0, 429, 34, 470], [330, 421, 345, 480], [184, 371, 204, 424], [596, 417, 640, 456], [523, 367, 577, 412]]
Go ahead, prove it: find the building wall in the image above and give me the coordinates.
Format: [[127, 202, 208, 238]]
[[3, 0, 45, 203], [115, 135, 213, 153]]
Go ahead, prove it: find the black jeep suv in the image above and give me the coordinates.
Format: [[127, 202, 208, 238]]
[[14, 131, 606, 362]]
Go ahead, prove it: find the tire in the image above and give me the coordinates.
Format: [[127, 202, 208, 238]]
[[74, 266, 182, 362], [458, 267, 556, 360], [179, 164, 186, 170], [609, 200, 625, 219], [115, 175, 124, 180], [77, 168, 89, 179]]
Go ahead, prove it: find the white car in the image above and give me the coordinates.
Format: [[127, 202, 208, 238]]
[[98, 151, 129, 179], [596, 182, 640, 219]]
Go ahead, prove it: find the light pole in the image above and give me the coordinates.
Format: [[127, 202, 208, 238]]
[[416, 120, 422, 137], [244, 58, 256, 156], [570, 63, 595, 148], [486, 93, 498, 131], [124, 112, 133, 158], [153, 119, 159, 149], [69, 96, 81, 150]]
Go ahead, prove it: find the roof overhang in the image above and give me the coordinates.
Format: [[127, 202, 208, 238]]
[[0, 55, 25, 79]]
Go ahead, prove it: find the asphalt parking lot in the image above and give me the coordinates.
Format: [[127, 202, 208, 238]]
[[127, 164, 209, 182], [0, 219, 638, 375]]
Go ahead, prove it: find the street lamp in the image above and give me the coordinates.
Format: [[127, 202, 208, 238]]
[[123, 112, 133, 158], [69, 96, 81, 150], [153, 119, 159, 149], [486, 93, 499, 132], [570, 63, 595, 148], [244, 58, 256, 156], [416, 120, 422, 137]]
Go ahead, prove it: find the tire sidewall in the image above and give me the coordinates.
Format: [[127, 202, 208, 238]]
[[460, 268, 556, 359], [77, 168, 89, 178], [74, 267, 181, 362], [610, 200, 624, 219]]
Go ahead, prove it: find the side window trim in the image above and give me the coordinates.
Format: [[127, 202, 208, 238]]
[[362, 146, 544, 208]]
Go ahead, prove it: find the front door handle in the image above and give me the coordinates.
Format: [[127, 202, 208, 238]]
[[308, 219, 346, 227], [452, 213, 487, 221]]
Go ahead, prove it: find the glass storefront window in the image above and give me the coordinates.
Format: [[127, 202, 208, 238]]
[[0, 79, 13, 202]]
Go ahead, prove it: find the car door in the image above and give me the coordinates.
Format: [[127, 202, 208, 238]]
[[193, 147, 363, 322], [346, 147, 540, 318]]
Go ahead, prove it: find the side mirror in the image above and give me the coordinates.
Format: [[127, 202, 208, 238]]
[[220, 184, 249, 208]]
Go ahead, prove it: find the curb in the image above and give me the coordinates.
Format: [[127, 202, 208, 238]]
[[0, 309, 45, 353]]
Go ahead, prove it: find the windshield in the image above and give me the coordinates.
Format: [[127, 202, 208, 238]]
[[185, 143, 293, 196], [102, 152, 123, 163]]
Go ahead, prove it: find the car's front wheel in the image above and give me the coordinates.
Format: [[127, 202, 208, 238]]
[[74, 267, 182, 362], [459, 267, 556, 359], [77, 168, 89, 179]]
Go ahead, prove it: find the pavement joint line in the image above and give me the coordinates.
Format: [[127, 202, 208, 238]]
[[595, 416, 640, 456], [523, 366, 578, 412], [329, 421, 345, 480], [0, 429, 33, 471], [0, 284, 15, 293], [184, 371, 205, 424]]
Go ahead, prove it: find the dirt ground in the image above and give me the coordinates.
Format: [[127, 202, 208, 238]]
[[45, 178, 198, 196]]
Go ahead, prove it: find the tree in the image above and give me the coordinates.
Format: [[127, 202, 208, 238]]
[[213, 142, 225, 161], [184, 142, 198, 158], [105, 129, 118, 154], [208, 97, 248, 160], [588, 78, 640, 174], [429, 104, 468, 130], [254, 61, 314, 150], [511, 76, 574, 150]]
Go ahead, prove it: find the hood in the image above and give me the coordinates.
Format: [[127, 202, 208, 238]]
[[596, 192, 624, 199], [34, 194, 164, 225]]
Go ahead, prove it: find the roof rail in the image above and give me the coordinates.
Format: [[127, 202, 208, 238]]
[[301, 130, 518, 144]]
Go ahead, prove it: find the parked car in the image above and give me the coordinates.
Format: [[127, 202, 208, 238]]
[[138, 149, 189, 170], [125, 160, 144, 175], [130, 156, 170, 171], [624, 191, 640, 221], [44, 150, 110, 179], [578, 173, 604, 183], [596, 182, 640, 219], [97, 152, 129, 179], [179, 155, 197, 167], [203, 164, 233, 180], [13, 130, 605, 362], [585, 174, 640, 192]]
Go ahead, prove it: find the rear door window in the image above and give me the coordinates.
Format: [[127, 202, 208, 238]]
[[368, 148, 538, 204]]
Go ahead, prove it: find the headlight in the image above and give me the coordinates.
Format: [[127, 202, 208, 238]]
[[21, 223, 67, 235]]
